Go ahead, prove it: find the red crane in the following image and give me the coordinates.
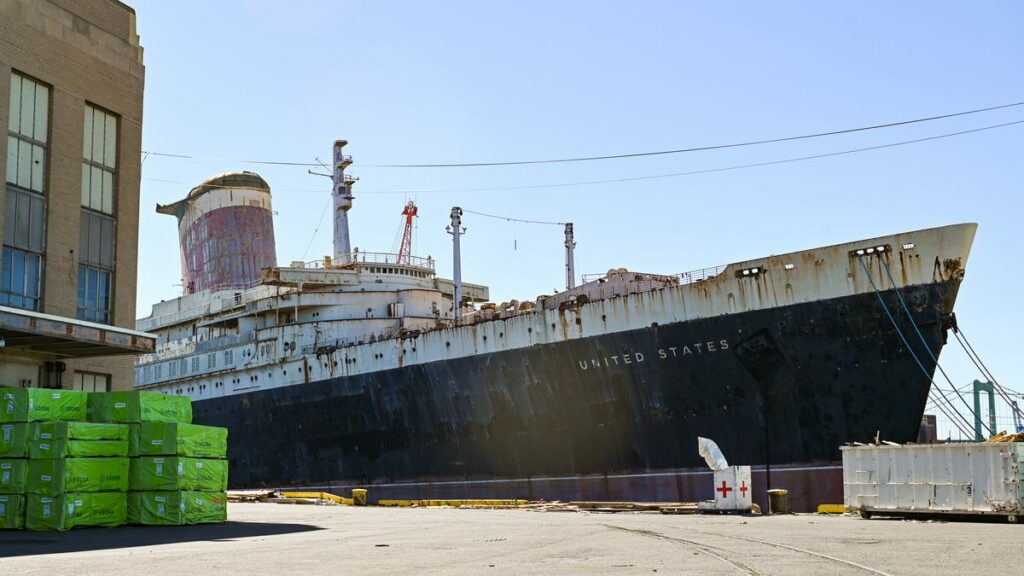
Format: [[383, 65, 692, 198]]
[[398, 201, 418, 264]]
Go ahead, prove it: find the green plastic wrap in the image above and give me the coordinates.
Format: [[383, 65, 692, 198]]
[[0, 494, 25, 529], [88, 391, 192, 424], [0, 423, 28, 457], [139, 422, 228, 458], [128, 491, 227, 525], [29, 438, 129, 458], [30, 421, 129, 441], [1, 388, 87, 423], [27, 457, 129, 495], [0, 458, 28, 493], [26, 492, 126, 531], [128, 423, 140, 457], [130, 457, 227, 491]]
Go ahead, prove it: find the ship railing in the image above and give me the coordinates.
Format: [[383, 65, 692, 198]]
[[579, 264, 727, 286], [136, 282, 269, 332], [300, 252, 436, 271], [674, 264, 728, 285]]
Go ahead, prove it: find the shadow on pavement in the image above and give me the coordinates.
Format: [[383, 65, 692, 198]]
[[0, 521, 322, 557]]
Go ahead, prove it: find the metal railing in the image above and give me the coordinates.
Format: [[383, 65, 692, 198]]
[[580, 264, 727, 286], [675, 264, 728, 285], [301, 252, 436, 272]]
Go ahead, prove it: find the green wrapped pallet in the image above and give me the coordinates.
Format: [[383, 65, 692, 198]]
[[128, 423, 140, 457], [29, 437, 129, 458], [138, 422, 227, 458], [87, 391, 192, 424], [27, 457, 129, 495], [130, 457, 227, 491], [30, 421, 129, 441], [0, 459, 28, 493], [1, 423, 27, 457], [0, 494, 25, 529], [26, 492, 127, 531], [128, 491, 227, 525], [1, 388, 87, 423]]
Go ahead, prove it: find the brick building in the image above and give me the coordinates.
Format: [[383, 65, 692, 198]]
[[0, 0, 154, 391]]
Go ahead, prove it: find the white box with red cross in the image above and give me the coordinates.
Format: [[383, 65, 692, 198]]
[[712, 465, 752, 511]]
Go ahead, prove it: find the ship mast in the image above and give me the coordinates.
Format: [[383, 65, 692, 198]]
[[398, 201, 418, 265], [564, 222, 576, 290], [447, 207, 465, 321], [332, 140, 356, 265]]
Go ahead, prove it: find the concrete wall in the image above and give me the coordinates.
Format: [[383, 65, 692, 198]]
[[0, 0, 144, 389]]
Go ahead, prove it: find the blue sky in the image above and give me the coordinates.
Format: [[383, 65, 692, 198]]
[[133, 1, 1023, 436]]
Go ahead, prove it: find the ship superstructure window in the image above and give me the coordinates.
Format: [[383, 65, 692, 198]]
[[191, 356, 200, 372], [224, 349, 234, 366], [207, 353, 216, 370], [74, 372, 110, 393], [77, 105, 118, 324], [3, 73, 49, 311]]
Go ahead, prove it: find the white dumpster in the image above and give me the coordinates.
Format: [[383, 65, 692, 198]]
[[842, 442, 1024, 521]]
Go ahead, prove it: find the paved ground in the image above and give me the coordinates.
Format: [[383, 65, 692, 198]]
[[2, 503, 1023, 575]]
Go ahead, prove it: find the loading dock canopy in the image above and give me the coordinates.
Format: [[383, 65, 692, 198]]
[[0, 305, 156, 358]]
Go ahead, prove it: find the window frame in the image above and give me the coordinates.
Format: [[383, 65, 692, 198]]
[[73, 372, 110, 393]]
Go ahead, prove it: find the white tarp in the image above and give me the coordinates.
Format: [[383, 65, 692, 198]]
[[697, 437, 729, 471]]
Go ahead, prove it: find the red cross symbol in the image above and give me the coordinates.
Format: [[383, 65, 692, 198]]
[[716, 481, 733, 498], [739, 481, 749, 498]]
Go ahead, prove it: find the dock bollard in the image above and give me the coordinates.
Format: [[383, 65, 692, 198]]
[[352, 489, 367, 506], [767, 489, 788, 514]]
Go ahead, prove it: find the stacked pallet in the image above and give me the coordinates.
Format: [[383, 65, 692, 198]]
[[25, 420, 130, 530], [89, 391, 228, 525], [0, 387, 36, 529], [1, 387, 131, 531]]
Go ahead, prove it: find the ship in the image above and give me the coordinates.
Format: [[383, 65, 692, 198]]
[[134, 140, 977, 511]]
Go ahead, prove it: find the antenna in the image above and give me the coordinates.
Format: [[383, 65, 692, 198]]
[[398, 201, 418, 265]]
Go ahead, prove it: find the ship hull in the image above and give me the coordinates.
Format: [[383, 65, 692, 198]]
[[193, 280, 957, 511]]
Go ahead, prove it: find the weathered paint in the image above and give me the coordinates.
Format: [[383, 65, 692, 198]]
[[156, 173, 277, 293], [135, 223, 975, 512]]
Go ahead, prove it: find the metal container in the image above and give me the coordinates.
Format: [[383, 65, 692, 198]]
[[711, 466, 753, 511], [842, 443, 1024, 521]]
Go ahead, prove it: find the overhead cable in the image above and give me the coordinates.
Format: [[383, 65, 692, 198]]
[[139, 99, 1024, 169]]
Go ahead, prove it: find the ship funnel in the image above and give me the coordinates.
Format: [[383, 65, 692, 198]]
[[332, 140, 356, 265], [156, 172, 277, 294]]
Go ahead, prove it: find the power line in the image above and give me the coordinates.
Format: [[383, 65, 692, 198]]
[[461, 208, 566, 226], [365, 100, 1024, 167], [139, 99, 1024, 169], [141, 118, 1024, 197], [357, 118, 1024, 194]]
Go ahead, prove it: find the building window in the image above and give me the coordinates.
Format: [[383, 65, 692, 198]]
[[4, 73, 49, 311], [78, 105, 117, 323], [1, 246, 41, 310], [191, 356, 200, 373], [169, 360, 177, 378], [76, 265, 111, 323], [81, 105, 116, 214], [179, 358, 187, 375], [74, 372, 110, 393]]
